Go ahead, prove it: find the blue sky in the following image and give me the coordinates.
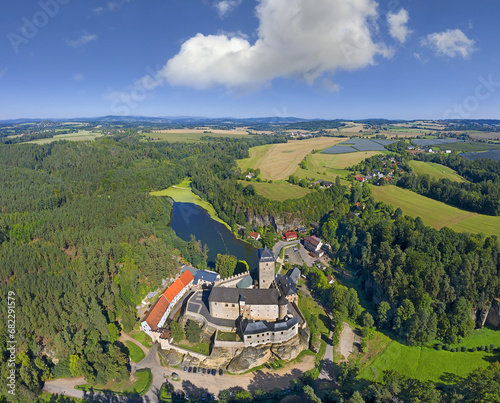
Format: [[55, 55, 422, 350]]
[[1, 0, 499, 120]]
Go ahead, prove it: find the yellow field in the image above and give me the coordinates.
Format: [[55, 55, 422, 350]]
[[26, 130, 103, 144], [408, 161, 465, 182], [310, 151, 384, 169], [237, 137, 347, 180], [370, 185, 500, 237], [143, 130, 250, 143]]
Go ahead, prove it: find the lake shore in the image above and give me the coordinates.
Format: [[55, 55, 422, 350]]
[[150, 179, 231, 230]]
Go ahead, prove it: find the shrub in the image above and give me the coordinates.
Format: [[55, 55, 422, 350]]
[[490, 344, 495, 350], [471, 347, 477, 352], [435, 344, 442, 351], [451, 348, 457, 352], [461, 346, 467, 352], [443, 344, 450, 351]]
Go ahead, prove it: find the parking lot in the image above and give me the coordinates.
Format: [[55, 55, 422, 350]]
[[284, 246, 304, 267]]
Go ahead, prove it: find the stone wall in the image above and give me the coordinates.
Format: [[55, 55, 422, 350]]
[[487, 299, 500, 327], [215, 273, 251, 288]]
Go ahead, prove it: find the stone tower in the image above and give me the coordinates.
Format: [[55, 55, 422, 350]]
[[258, 246, 275, 289]]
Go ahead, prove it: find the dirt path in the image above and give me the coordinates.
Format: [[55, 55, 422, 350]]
[[337, 322, 355, 362]]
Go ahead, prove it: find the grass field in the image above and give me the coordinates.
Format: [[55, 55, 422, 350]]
[[437, 141, 500, 152], [238, 180, 311, 201], [125, 340, 146, 363], [358, 327, 500, 383], [76, 368, 152, 395], [150, 179, 230, 229], [237, 137, 347, 180], [177, 341, 210, 355], [408, 161, 465, 182], [370, 185, 500, 237], [130, 331, 153, 348], [143, 129, 250, 143], [307, 151, 384, 170], [26, 130, 103, 144]]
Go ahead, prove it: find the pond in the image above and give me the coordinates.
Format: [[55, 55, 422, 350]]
[[169, 202, 258, 269]]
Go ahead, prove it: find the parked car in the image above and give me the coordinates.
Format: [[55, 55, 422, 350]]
[[188, 367, 192, 373], [184, 366, 188, 372], [218, 369, 223, 376], [212, 393, 218, 400], [193, 366, 197, 373], [198, 367, 202, 373], [211, 369, 216, 376], [202, 368, 206, 374], [202, 393, 205, 401]]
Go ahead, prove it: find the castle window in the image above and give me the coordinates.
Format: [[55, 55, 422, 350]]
[[248, 336, 251, 339], [232, 304, 235, 307], [281, 332, 284, 334], [225, 304, 228, 307]]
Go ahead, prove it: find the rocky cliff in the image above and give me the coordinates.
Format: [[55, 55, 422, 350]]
[[486, 299, 500, 327], [160, 329, 310, 374]]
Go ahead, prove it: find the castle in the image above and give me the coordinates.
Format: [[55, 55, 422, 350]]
[[143, 246, 305, 349]]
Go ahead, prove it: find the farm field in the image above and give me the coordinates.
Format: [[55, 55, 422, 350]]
[[26, 130, 103, 144], [358, 327, 500, 383], [143, 128, 257, 143], [440, 141, 500, 152], [370, 185, 500, 237], [310, 151, 384, 169], [237, 180, 311, 201], [150, 179, 230, 229], [236, 137, 347, 180], [408, 161, 466, 182]]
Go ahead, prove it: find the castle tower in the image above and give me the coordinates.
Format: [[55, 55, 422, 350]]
[[258, 246, 275, 289]]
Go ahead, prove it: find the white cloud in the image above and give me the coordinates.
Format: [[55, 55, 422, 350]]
[[214, 0, 242, 18], [74, 73, 84, 81], [421, 29, 476, 59], [0, 68, 8, 78], [387, 9, 411, 44], [66, 32, 98, 48], [150, 0, 390, 92]]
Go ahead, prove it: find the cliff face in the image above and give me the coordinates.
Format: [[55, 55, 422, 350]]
[[246, 211, 305, 231], [159, 331, 309, 374], [486, 299, 500, 327]]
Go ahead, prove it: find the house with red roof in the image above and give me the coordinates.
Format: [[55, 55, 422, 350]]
[[281, 231, 298, 241], [249, 231, 261, 240], [141, 270, 194, 336]]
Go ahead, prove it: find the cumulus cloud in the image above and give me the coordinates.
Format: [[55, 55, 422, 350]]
[[153, 0, 391, 92], [387, 9, 411, 44], [66, 32, 98, 48], [214, 0, 242, 18], [421, 29, 476, 59]]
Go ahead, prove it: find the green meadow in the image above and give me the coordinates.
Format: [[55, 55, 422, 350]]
[[359, 327, 500, 384], [408, 160, 465, 182], [370, 185, 500, 237]]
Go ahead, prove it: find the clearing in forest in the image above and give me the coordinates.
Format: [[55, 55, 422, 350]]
[[370, 185, 500, 237], [408, 161, 466, 182]]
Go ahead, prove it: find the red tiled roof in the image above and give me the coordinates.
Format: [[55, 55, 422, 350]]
[[164, 271, 194, 303], [249, 231, 260, 239], [145, 296, 170, 330], [305, 235, 321, 247], [144, 271, 194, 330], [284, 231, 297, 241]]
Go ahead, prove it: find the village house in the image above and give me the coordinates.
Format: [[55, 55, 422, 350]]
[[304, 235, 324, 257], [281, 231, 298, 241], [249, 231, 261, 240]]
